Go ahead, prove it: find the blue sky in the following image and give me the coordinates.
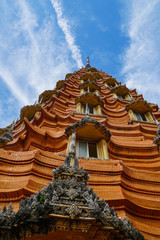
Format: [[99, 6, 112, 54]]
[[0, 0, 160, 127]]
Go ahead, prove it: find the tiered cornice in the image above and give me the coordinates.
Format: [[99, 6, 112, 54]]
[[75, 92, 103, 107], [79, 80, 100, 91], [126, 100, 152, 113], [80, 73, 97, 81], [111, 85, 131, 99], [103, 77, 119, 87], [38, 89, 57, 104], [20, 104, 41, 121], [0, 64, 160, 239], [65, 114, 111, 141]]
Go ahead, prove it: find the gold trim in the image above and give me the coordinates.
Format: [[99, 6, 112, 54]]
[[128, 109, 137, 120], [145, 112, 154, 122], [95, 105, 101, 115], [76, 102, 83, 113], [97, 139, 109, 159]]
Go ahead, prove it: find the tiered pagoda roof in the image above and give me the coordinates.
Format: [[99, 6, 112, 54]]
[[0, 60, 160, 239]]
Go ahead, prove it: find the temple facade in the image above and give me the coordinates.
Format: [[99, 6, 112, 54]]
[[0, 58, 160, 239]]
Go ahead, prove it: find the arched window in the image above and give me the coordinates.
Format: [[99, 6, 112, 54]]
[[65, 115, 111, 159], [75, 93, 103, 115], [83, 103, 94, 114], [111, 85, 132, 100], [78, 140, 98, 158], [80, 72, 102, 83], [103, 77, 118, 88], [80, 73, 96, 84], [79, 80, 100, 96], [126, 100, 154, 122]]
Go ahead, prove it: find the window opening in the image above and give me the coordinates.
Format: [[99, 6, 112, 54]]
[[117, 95, 125, 100], [141, 113, 147, 121], [84, 86, 94, 93], [135, 113, 142, 121], [83, 103, 94, 114], [135, 112, 147, 121], [88, 142, 97, 158], [79, 141, 87, 157], [108, 84, 115, 88], [78, 141, 97, 158]]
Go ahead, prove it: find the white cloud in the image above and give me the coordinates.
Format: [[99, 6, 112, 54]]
[[0, 70, 30, 105], [0, 96, 20, 127], [51, 0, 84, 68], [0, 0, 82, 127], [121, 1, 160, 104]]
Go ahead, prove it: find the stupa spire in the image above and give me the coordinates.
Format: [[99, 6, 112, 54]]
[[87, 56, 90, 65], [85, 56, 91, 69]]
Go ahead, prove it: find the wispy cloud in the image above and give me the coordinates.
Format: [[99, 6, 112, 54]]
[[121, 1, 160, 104], [90, 16, 108, 33], [0, 0, 80, 127], [51, 0, 83, 68], [0, 70, 30, 105]]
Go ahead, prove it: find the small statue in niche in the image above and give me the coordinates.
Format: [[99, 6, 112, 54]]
[[64, 131, 79, 168], [0, 120, 16, 148], [69, 131, 76, 156], [154, 120, 160, 151], [156, 123, 160, 137]]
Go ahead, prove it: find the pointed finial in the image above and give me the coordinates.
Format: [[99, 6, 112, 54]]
[[87, 56, 90, 65], [85, 56, 91, 69]]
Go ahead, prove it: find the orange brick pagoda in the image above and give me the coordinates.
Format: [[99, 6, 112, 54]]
[[0, 58, 160, 239]]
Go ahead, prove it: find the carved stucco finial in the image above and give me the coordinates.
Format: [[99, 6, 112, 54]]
[[69, 130, 76, 156], [155, 119, 159, 126], [0, 120, 16, 147], [64, 130, 79, 168], [154, 119, 160, 150]]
